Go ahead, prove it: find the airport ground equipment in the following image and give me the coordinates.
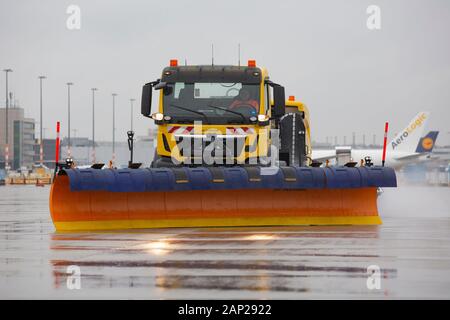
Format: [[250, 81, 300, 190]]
[[49, 60, 397, 231]]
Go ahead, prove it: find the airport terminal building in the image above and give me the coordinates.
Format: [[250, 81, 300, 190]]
[[0, 106, 36, 170]]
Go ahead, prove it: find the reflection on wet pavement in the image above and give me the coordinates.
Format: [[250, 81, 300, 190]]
[[1, 185, 450, 298]]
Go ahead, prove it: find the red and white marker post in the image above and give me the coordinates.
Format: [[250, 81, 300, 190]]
[[39, 141, 44, 166], [382, 122, 389, 167], [53, 122, 60, 178], [4, 145, 9, 171]]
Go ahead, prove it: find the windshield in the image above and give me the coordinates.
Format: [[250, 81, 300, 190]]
[[162, 82, 260, 124]]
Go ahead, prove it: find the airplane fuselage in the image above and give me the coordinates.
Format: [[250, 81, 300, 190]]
[[312, 149, 429, 169]]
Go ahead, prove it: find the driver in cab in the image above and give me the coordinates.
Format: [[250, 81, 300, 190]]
[[229, 88, 258, 112]]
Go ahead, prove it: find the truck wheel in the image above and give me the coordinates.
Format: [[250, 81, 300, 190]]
[[150, 150, 160, 168], [279, 112, 307, 167]]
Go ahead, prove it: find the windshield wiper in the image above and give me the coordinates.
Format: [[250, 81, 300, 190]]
[[169, 103, 210, 124], [206, 104, 246, 122]]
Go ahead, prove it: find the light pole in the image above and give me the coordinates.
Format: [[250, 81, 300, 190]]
[[38, 76, 46, 166], [112, 93, 117, 164], [3, 69, 12, 171], [66, 82, 73, 157], [130, 98, 135, 132], [91, 88, 97, 163]]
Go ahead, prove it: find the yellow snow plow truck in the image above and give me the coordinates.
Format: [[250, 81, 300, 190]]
[[48, 59, 396, 231]]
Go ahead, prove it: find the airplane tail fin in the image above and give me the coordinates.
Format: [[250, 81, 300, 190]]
[[415, 131, 439, 153], [389, 112, 430, 153]]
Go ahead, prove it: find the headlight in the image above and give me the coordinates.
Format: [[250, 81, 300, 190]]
[[151, 113, 164, 121], [258, 114, 269, 122], [249, 116, 257, 123], [163, 115, 172, 121]]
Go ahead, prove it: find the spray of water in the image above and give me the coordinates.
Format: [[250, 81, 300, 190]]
[[378, 183, 450, 218]]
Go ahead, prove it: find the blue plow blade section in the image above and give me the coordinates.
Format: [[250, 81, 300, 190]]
[[60, 166, 397, 193]]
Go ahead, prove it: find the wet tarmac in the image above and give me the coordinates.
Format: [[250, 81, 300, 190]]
[[1, 184, 450, 299]]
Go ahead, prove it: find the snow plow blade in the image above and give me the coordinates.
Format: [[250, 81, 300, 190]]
[[49, 166, 396, 231]]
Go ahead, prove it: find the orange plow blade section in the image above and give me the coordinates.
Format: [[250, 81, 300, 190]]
[[50, 175, 381, 231]]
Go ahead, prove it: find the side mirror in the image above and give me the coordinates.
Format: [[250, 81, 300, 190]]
[[272, 85, 285, 118], [154, 82, 167, 90], [141, 82, 152, 118]]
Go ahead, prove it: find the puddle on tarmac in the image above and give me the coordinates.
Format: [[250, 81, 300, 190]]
[[1, 185, 450, 299]]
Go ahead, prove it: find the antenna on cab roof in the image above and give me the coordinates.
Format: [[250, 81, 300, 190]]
[[238, 43, 241, 67]]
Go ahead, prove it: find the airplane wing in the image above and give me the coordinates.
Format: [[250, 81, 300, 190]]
[[393, 153, 427, 161], [311, 151, 337, 162]]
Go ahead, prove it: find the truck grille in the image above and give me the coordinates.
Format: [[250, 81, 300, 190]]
[[177, 136, 246, 163]]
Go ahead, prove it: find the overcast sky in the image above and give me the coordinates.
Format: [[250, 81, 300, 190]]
[[0, 0, 449, 145]]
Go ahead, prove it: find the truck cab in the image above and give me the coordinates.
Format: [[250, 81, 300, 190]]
[[142, 59, 286, 167]]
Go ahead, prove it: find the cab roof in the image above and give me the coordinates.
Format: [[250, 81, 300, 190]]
[[161, 65, 262, 84]]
